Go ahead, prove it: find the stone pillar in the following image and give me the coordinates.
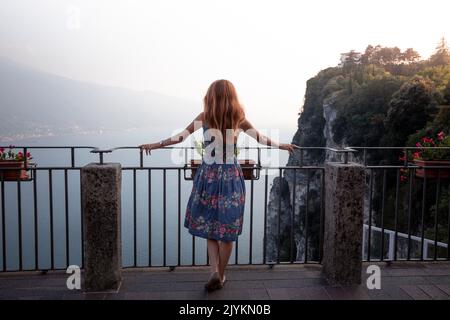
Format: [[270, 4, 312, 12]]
[[322, 162, 364, 285], [81, 163, 122, 292]]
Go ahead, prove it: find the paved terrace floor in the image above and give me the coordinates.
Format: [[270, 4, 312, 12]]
[[1, 262, 450, 300]]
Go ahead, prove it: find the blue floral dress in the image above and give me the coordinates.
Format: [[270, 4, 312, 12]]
[[184, 123, 246, 242]]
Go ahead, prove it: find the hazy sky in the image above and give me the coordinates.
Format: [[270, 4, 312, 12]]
[[1, 0, 449, 131]]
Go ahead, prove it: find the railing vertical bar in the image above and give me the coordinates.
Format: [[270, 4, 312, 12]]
[[394, 170, 400, 261], [263, 168, 268, 264], [64, 169, 70, 267], [380, 169, 387, 261], [319, 169, 325, 263], [23, 148, 27, 171], [70, 147, 75, 168], [49, 169, 54, 270], [420, 169, 427, 260], [407, 169, 413, 261], [163, 169, 167, 267], [79, 170, 84, 268], [33, 169, 39, 270], [447, 189, 450, 261], [1, 172, 5, 271], [148, 169, 152, 267], [277, 168, 282, 264], [235, 238, 239, 265], [133, 169, 137, 267], [192, 158, 195, 270], [249, 176, 254, 265], [388, 232, 395, 260], [177, 168, 181, 267], [290, 169, 296, 263], [434, 170, 441, 261], [304, 170, 310, 263], [235, 171, 239, 265], [17, 177, 23, 270], [367, 169, 374, 261], [403, 148, 408, 167], [192, 235, 195, 266]]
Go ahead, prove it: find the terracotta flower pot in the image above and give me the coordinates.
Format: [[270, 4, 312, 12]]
[[0, 160, 30, 181], [189, 159, 259, 180], [413, 159, 450, 179]]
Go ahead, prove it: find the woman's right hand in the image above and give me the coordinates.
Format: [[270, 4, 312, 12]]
[[279, 143, 298, 155]]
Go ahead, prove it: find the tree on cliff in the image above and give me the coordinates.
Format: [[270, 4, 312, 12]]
[[429, 37, 450, 66], [361, 45, 420, 66], [383, 76, 438, 146], [332, 75, 403, 147], [401, 48, 421, 63]]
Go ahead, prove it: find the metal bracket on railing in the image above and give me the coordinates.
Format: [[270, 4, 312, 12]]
[[90, 148, 114, 165]]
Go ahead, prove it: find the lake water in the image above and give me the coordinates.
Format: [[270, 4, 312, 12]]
[[0, 125, 294, 270]]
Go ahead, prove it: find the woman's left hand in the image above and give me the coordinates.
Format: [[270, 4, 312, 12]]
[[279, 143, 298, 155], [139, 143, 160, 155]]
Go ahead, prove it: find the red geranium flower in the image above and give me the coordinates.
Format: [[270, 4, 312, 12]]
[[437, 131, 445, 141], [422, 137, 433, 144]]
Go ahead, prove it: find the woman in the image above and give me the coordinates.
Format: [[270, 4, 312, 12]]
[[140, 79, 295, 291]]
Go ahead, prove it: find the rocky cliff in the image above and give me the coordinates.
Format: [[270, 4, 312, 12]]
[[265, 68, 344, 262], [265, 53, 450, 261]]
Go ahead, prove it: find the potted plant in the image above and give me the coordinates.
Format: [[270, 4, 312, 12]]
[[411, 131, 450, 179], [186, 140, 259, 180], [0, 146, 34, 181]]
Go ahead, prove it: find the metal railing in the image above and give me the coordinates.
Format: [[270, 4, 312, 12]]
[[93, 146, 333, 268], [348, 147, 450, 262], [1, 145, 449, 272], [363, 224, 448, 261], [0, 145, 342, 271], [0, 146, 97, 272]]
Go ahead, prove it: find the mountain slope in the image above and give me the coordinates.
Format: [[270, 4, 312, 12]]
[[0, 58, 197, 141]]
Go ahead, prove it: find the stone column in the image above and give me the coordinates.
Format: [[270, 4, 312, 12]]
[[322, 162, 364, 285], [81, 163, 122, 292]]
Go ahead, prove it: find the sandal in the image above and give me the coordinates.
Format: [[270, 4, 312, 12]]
[[205, 272, 222, 291], [220, 275, 227, 287]]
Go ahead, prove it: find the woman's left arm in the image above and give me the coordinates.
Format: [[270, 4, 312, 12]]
[[139, 112, 203, 155]]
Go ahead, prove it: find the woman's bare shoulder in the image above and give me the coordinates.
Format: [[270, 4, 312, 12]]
[[239, 118, 253, 130], [196, 111, 205, 121]]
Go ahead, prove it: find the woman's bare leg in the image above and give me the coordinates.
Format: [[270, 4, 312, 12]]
[[218, 241, 233, 282], [207, 239, 220, 274]]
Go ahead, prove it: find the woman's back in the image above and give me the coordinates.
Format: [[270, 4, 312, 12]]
[[202, 119, 239, 165]]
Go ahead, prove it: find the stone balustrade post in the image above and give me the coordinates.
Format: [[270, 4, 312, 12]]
[[322, 162, 364, 285], [81, 163, 122, 292]]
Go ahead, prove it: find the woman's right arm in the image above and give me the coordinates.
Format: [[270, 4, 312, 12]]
[[240, 119, 297, 154]]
